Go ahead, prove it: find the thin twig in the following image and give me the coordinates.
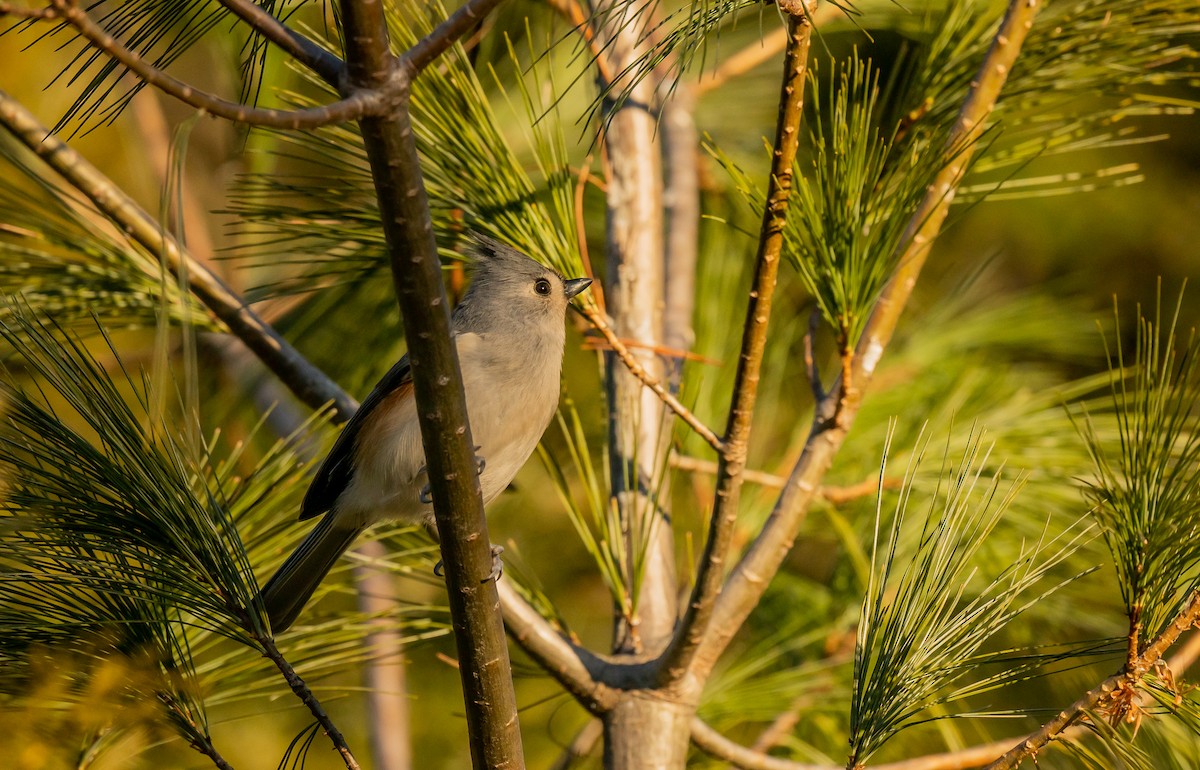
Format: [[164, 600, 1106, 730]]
[[686, 0, 1044, 683], [50, 0, 380, 129], [545, 0, 616, 85], [260, 635, 362, 770], [658, 8, 814, 687], [402, 0, 507, 73], [580, 305, 724, 452], [215, 0, 344, 87], [697, 4, 842, 95], [582, 334, 718, 365], [572, 156, 606, 314], [670, 454, 899, 503], [0, 89, 357, 420]]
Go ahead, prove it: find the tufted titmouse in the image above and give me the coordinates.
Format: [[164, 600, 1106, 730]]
[[260, 236, 592, 631]]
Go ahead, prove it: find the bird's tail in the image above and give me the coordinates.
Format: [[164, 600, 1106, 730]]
[[258, 515, 365, 633]]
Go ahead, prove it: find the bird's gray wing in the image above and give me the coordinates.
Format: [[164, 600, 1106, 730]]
[[300, 355, 413, 520]]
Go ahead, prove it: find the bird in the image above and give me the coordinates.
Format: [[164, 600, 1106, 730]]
[[259, 235, 592, 632]]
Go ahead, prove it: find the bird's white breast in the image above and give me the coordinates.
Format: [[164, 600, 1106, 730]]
[[336, 330, 562, 527]]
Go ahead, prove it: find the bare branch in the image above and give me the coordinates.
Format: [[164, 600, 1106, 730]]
[[402, 0, 506, 74], [261, 634, 362, 770], [50, 0, 379, 129], [216, 0, 344, 87], [985, 592, 1200, 770], [691, 719, 829, 770], [688, 0, 1044, 680], [545, 0, 616, 85], [0, 88, 357, 419], [659, 9, 814, 686], [498, 582, 616, 713], [581, 305, 723, 451], [693, 716, 1022, 770]]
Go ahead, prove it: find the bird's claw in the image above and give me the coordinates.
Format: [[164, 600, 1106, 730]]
[[484, 545, 504, 584], [431, 545, 504, 584], [419, 483, 432, 505]]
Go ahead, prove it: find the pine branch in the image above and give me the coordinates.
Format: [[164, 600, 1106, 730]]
[[686, 0, 1044, 681], [0, 89, 357, 419], [260, 634, 362, 770], [47, 0, 378, 129], [497, 582, 616, 714], [215, 0, 344, 87], [659, 6, 814, 686], [984, 591, 1200, 770]]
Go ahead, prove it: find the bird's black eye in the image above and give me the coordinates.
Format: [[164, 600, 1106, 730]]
[[534, 278, 552, 296]]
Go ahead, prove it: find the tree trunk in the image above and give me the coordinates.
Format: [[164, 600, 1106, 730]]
[[595, 0, 679, 658], [602, 693, 693, 770]]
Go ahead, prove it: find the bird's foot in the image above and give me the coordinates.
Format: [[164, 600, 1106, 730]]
[[431, 545, 504, 584], [484, 545, 504, 584]]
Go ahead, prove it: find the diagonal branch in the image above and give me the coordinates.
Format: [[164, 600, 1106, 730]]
[[657, 7, 814, 687], [0, 88, 357, 420], [580, 305, 723, 451], [497, 581, 617, 714], [686, 0, 1045, 681], [260, 634, 362, 770], [50, 0, 379, 129], [402, 0, 507, 73], [216, 0, 344, 87], [984, 591, 1200, 770], [691, 717, 1016, 770]]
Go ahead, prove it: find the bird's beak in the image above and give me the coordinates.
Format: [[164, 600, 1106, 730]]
[[563, 277, 593, 300]]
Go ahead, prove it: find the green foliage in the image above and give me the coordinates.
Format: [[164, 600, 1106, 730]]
[[0, 134, 209, 333], [848, 429, 1088, 765], [0, 304, 449, 764], [1075, 291, 1200, 647]]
